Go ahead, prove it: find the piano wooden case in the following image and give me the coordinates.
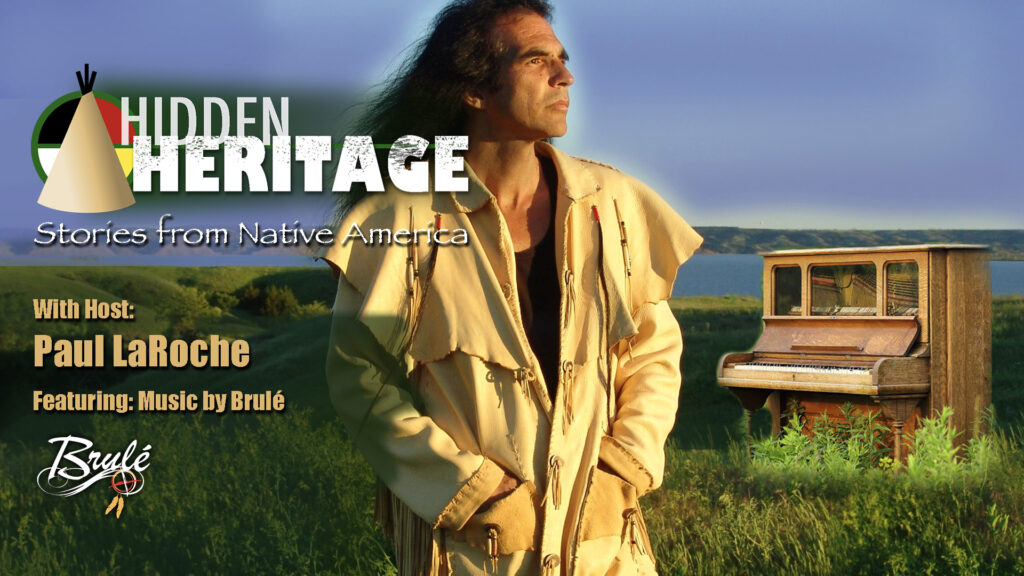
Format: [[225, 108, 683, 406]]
[[717, 245, 991, 460]]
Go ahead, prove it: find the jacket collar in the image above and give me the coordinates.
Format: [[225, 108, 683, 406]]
[[434, 141, 601, 214]]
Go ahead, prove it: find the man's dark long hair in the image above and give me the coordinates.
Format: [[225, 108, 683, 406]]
[[334, 0, 553, 218]]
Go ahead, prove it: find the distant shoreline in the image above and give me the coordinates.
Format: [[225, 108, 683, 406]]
[[694, 227, 1024, 260]]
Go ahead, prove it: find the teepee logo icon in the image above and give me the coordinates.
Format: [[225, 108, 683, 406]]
[[31, 65, 137, 213]]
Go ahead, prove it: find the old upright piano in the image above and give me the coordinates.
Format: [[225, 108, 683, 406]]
[[718, 245, 991, 460]]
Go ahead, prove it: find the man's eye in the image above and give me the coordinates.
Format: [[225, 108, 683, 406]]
[[530, 58, 543, 65]]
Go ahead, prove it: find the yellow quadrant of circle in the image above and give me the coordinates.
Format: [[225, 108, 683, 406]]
[[115, 148, 133, 177]]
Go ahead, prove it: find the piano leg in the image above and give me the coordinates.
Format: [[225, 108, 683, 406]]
[[766, 392, 781, 437], [872, 394, 926, 466], [891, 420, 906, 464], [729, 389, 772, 457]]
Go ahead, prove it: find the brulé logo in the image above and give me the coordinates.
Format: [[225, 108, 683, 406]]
[[36, 435, 150, 519]]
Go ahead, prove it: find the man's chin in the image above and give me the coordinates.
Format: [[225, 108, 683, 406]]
[[517, 121, 567, 141], [545, 124, 568, 139]]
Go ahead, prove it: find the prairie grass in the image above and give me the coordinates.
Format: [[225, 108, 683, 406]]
[[1, 269, 1021, 574], [647, 424, 1024, 576], [1, 411, 396, 575]]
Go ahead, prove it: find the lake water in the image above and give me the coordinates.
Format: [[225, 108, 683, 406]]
[[5, 251, 1022, 297], [673, 254, 1024, 298]]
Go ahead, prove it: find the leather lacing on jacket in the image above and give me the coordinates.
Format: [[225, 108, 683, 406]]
[[383, 195, 642, 574]]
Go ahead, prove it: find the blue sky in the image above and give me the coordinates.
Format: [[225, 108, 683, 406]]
[[2, 0, 1022, 231]]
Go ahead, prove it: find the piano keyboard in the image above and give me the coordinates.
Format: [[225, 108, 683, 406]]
[[732, 362, 871, 376]]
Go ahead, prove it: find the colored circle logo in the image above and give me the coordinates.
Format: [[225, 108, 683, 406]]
[[32, 90, 136, 183]]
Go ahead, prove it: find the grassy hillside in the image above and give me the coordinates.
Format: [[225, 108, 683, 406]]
[[0, 266, 329, 344], [696, 227, 1024, 260], [669, 295, 768, 446], [0, 266, 335, 430], [1, 268, 1022, 575]]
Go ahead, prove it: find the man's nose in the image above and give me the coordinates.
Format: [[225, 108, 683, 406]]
[[552, 61, 574, 87]]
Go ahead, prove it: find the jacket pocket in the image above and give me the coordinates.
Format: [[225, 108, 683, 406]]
[[575, 468, 656, 575], [579, 467, 635, 541], [452, 481, 539, 556]]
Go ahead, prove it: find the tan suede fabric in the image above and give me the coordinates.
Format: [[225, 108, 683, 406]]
[[324, 143, 702, 575], [578, 469, 635, 541], [456, 481, 540, 555]]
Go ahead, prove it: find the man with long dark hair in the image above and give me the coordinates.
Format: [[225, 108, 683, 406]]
[[323, 1, 701, 574]]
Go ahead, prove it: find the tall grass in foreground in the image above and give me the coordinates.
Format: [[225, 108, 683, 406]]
[[0, 411, 396, 575], [751, 404, 1000, 478], [648, 424, 1024, 576], [4, 408, 1022, 575]]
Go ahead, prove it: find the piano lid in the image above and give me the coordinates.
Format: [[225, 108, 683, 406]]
[[753, 317, 919, 357]]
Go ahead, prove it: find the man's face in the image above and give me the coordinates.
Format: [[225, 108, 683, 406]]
[[476, 11, 574, 140]]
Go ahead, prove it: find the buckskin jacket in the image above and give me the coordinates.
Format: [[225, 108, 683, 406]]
[[322, 142, 702, 576]]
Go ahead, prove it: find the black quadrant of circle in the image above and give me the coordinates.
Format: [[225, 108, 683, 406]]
[[38, 98, 81, 145]]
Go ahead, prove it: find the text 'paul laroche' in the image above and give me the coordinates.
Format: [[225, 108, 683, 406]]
[[122, 96, 469, 193]]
